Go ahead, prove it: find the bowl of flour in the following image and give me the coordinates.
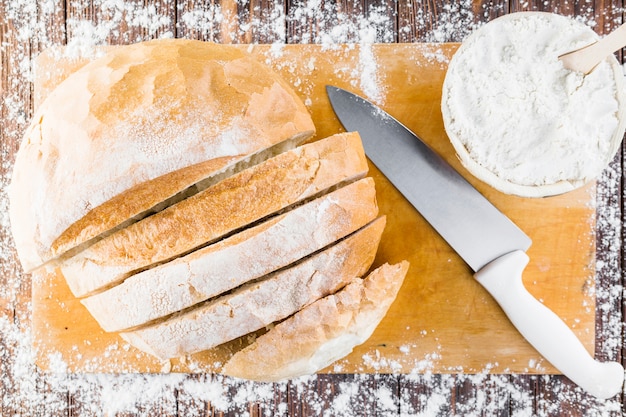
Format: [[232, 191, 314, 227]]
[[441, 12, 626, 197]]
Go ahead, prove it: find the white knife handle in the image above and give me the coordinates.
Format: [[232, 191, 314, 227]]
[[474, 250, 624, 399]]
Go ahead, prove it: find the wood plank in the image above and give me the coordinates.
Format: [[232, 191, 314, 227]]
[[177, 0, 290, 44], [285, 0, 397, 43], [65, 0, 176, 44], [397, 0, 502, 42], [177, 0, 234, 43], [595, 154, 623, 366], [36, 0, 67, 49], [507, 0, 624, 33], [248, 0, 287, 43], [175, 374, 233, 416]]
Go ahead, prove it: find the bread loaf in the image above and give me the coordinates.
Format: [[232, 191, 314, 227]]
[[60, 131, 368, 298], [119, 217, 386, 360], [12, 39, 410, 376], [222, 261, 409, 381], [10, 39, 315, 272], [81, 177, 379, 332]]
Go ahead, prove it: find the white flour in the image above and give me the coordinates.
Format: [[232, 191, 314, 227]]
[[442, 13, 622, 190], [1, 1, 625, 415]]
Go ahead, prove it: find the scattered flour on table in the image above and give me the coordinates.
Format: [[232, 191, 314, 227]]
[[1, 0, 625, 415]]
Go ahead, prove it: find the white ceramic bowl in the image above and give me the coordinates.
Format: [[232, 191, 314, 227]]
[[441, 12, 626, 197]]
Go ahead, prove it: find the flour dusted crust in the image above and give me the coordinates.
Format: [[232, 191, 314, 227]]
[[81, 177, 379, 332], [221, 261, 408, 381], [60, 132, 368, 298], [441, 12, 626, 197], [120, 217, 386, 360], [9, 39, 315, 271]]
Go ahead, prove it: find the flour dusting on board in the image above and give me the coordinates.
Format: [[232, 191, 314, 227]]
[[1, 0, 625, 415]]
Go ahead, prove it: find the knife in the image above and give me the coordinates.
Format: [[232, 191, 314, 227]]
[[326, 85, 624, 399]]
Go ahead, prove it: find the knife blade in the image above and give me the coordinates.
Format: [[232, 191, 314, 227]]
[[326, 85, 624, 399]]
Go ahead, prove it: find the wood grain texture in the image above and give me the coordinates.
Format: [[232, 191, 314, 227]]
[[0, 0, 624, 415]]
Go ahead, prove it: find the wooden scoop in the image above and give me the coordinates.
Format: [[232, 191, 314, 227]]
[[559, 23, 626, 74]]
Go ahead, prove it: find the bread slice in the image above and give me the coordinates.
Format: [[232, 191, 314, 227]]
[[59, 132, 368, 298], [81, 177, 379, 332], [9, 39, 315, 272], [221, 261, 409, 382], [119, 217, 386, 360]]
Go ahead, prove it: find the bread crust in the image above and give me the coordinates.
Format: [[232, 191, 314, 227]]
[[81, 177, 379, 332], [221, 261, 409, 381], [119, 217, 386, 360], [60, 132, 368, 298], [9, 39, 315, 271]]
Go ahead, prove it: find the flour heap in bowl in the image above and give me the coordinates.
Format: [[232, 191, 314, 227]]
[[8, 39, 409, 380], [441, 12, 626, 197]]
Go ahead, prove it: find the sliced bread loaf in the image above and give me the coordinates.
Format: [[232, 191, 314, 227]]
[[221, 261, 409, 381], [81, 177, 379, 332], [119, 217, 386, 360], [61, 132, 367, 297]]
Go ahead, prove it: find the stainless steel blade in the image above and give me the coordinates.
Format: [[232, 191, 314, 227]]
[[326, 86, 531, 272]]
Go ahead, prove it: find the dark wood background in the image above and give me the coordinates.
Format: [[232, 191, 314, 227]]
[[1, 0, 624, 415]]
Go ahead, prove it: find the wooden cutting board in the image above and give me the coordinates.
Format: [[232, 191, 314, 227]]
[[31, 43, 596, 374]]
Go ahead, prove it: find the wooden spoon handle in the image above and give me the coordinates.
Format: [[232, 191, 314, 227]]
[[560, 23, 626, 74]]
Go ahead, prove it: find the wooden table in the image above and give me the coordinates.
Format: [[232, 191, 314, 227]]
[[0, 0, 623, 415]]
